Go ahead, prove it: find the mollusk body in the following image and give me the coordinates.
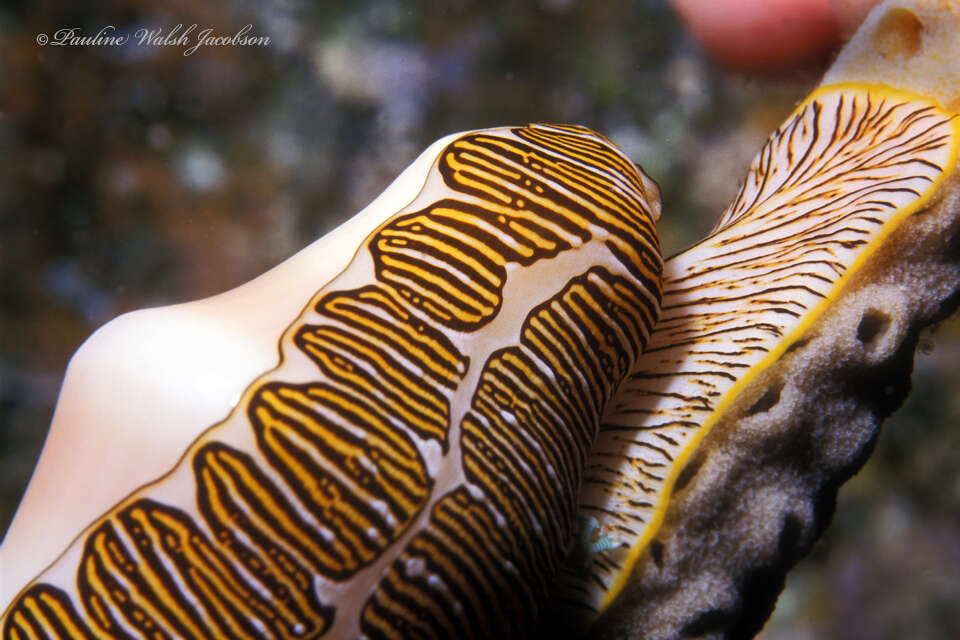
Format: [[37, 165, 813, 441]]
[[0, 125, 663, 638]]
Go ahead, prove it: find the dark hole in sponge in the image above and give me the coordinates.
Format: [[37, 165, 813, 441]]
[[856, 308, 891, 345], [874, 7, 924, 60], [650, 540, 664, 569], [783, 337, 809, 355], [745, 380, 783, 416], [674, 452, 706, 492]]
